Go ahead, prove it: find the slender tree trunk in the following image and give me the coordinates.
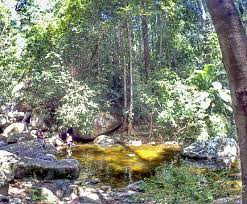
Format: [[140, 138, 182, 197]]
[[127, 20, 133, 135], [121, 27, 128, 129], [159, 13, 163, 65], [206, 1, 247, 203], [141, 14, 150, 81]]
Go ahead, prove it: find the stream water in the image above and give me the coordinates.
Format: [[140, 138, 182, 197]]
[[58, 143, 182, 188]]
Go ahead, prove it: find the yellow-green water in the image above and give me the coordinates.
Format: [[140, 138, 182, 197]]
[[58, 143, 242, 194], [58, 144, 182, 188]]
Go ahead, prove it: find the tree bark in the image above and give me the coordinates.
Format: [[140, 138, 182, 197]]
[[206, 0, 247, 203], [141, 14, 150, 82], [127, 19, 133, 135]]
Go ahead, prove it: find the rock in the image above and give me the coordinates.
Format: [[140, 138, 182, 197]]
[[0, 141, 79, 180], [1, 123, 26, 138], [213, 196, 241, 204], [93, 135, 116, 146], [92, 113, 121, 136], [48, 135, 65, 147], [60, 128, 95, 143], [15, 158, 80, 180], [0, 115, 8, 128], [127, 181, 144, 192], [32, 187, 58, 203], [69, 187, 102, 204], [0, 103, 15, 114], [30, 113, 51, 130], [7, 111, 25, 122], [0, 141, 7, 147], [7, 132, 34, 144], [129, 140, 142, 146], [0, 150, 20, 195], [0, 180, 9, 196], [182, 137, 239, 169], [0, 194, 9, 203], [0, 140, 56, 158], [11, 82, 25, 98]]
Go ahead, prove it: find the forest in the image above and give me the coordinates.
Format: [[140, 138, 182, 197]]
[[0, 0, 246, 203]]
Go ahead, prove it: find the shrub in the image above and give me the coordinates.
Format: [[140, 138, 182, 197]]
[[136, 164, 240, 203], [55, 79, 98, 134]]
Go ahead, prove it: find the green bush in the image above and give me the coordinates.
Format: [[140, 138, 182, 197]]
[[136, 164, 240, 203], [137, 66, 234, 141], [55, 79, 98, 134]]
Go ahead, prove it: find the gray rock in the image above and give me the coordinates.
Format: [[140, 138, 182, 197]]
[[7, 132, 34, 144], [47, 135, 64, 147], [1, 123, 26, 138], [0, 150, 20, 195], [0, 115, 8, 128], [0, 141, 80, 180], [30, 113, 51, 130], [213, 196, 241, 204], [93, 135, 116, 146], [15, 158, 80, 180], [0, 194, 9, 203], [127, 181, 144, 192], [7, 111, 25, 122], [11, 82, 25, 98], [0, 140, 56, 158], [32, 187, 58, 203], [183, 137, 239, 169]]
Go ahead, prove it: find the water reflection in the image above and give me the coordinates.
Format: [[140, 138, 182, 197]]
[[58, 144, 182, 188]]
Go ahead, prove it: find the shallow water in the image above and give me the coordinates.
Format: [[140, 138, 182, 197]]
[[58, 143, 182, 188]]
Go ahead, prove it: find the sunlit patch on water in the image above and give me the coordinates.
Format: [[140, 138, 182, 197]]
[[58, 144, 182, 188]]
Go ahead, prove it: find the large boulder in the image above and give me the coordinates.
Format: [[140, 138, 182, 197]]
[[15, 158, 80, 180], [0, 140, 56, 158], [92, 113, 121, 137], [0, 150, 20, 195], [30, 113, 51, 130], [1, 123, 26, 138], [0, 141, 80, 180], [182, 137, 239, 169], [47, 134, 65, 147]]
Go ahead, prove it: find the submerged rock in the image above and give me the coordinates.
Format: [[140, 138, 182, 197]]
[[93, 135, 116, 146], [182, 137, 239, 169]]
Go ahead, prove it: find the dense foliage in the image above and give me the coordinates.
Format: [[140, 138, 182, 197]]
[[136, 164, 240, 203], [1, 0, 243, 138]]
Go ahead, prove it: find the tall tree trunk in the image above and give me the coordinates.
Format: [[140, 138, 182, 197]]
[[127, 20, 133, 135], [141, 14, 150, 81], [206, 1, 247, 203], [120, 26, 128, 129]]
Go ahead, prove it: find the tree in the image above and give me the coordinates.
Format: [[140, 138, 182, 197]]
[[206, 0, 247, 203], [141, 2, 150, 81]]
